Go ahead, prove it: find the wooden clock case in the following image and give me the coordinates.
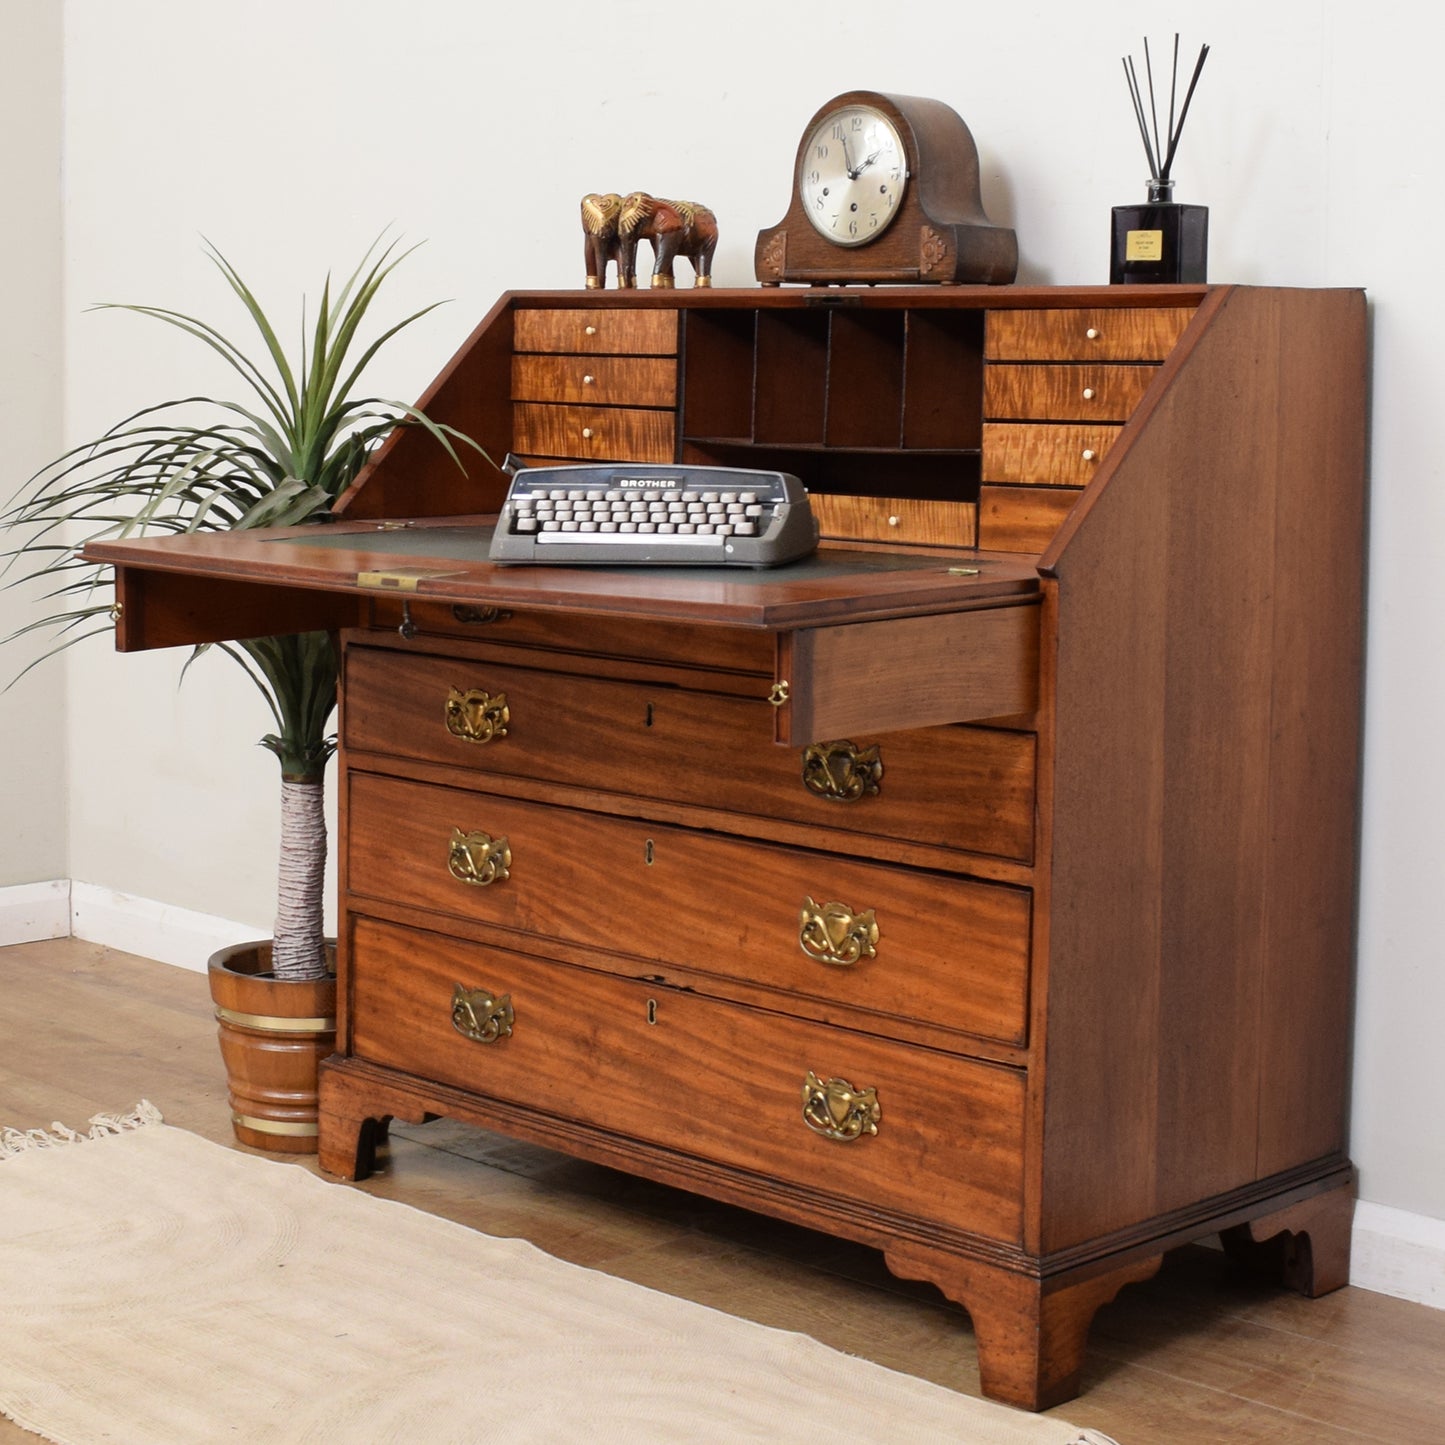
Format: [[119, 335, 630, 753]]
[[755, 91, 1019, 285]]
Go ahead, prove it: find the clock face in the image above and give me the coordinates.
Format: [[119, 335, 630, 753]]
[[798, 104, 908, 247]]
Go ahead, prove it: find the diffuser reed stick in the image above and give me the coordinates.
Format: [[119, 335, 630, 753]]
[[1122, 35, 1209, 183]]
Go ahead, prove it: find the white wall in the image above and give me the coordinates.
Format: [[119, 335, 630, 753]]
[[0, 3, 66, 886], [6, 0, 1440, 1230]]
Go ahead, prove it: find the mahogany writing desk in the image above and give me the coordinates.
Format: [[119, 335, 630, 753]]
[[88, 283, 1367, 1409]]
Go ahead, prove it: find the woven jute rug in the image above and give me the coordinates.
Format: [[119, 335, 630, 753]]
[[1, 1105, 1119, 1444]]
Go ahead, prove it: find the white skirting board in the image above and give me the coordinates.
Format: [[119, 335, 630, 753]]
[[1, 878, 1442, 1311], [0, 878, 257, 971]]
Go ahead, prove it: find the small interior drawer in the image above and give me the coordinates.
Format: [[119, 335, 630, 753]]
[[986, 306, 1194, 362], [511, 354, 677, 408], [979, 485, 1083, 553], [982, 422, 1122, 487], [512, 307, 679, 356], [984, 363, 1157, 422], [511, 402, 675, 463], [348, 913, 1027, 1242]]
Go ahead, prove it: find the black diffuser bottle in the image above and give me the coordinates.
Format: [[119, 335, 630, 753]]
[[1110, 178, 1208, 284], [1112, 37, 1210, 285]]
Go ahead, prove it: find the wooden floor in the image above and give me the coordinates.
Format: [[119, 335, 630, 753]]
[[2, 938, 1441, 1444]]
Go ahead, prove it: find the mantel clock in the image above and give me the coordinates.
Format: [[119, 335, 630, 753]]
[[755, 90, 1018, 286]]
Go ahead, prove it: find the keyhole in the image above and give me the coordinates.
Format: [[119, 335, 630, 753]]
[[646, 998, 659, 1025], [644, 839, 655, 865], [645, 702, 654, 727]]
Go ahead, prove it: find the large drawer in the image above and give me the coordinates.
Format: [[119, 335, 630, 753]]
[[343, 646, 1036, 865], [348, 914, 1027, 1242], [347, 772, 1033, 1048]]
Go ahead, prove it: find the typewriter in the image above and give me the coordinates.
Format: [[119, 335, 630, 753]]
[[488, 461, 819, 567]]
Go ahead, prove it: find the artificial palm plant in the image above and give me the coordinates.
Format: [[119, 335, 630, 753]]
[[3, 238, 477, 981]]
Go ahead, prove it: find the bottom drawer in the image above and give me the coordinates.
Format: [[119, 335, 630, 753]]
[[348, 915, 1026, 1244]]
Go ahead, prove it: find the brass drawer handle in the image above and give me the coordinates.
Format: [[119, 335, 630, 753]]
[[801, 740, 883, 803], [445, 686, 509, 744], [799, 897, 879, 967], [802, 1071, 880, 1141], [451, 984, 514, 1043], [448, 828, 512, 887]]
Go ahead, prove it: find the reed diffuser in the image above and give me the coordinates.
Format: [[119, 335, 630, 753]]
[[1111, 36, 1210, 284]]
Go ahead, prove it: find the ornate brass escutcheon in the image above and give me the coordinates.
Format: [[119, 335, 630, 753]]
[[445, 687, 510, 745], [798, 897, 879, 967], [451, 984, 514, 1043], [802, 1071, 880, 1141], [447, 828, 512, 887], [801, 740, 883, 803]]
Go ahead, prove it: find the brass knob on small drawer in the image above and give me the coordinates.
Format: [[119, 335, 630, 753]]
[[451, 984, 514, 1043], [445, 687, 509, 744], [582, 373, 595, 385], [584, 324, 598, 336], [1082, 386, 1096, 400], [799, 897, 879, 967], [1082, 448, 1097, 462], [582, 427, 594, 439], [1086, 326, 1101, 339], [802, 1071, 880, 1141], [801, 740, 883, 802], [447, 828, 512, 887]]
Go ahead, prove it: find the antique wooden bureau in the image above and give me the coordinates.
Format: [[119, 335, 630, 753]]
[[88, 283, 1367, 1410]]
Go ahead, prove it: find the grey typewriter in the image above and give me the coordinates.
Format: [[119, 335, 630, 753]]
[[488, 461, 819, 567]]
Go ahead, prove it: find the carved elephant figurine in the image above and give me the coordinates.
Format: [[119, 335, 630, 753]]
[[580, 192, 624, 289], [617, 193, 718, 289]]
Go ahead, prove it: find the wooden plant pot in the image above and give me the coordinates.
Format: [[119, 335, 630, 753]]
[[207, 940, 337, 1154]]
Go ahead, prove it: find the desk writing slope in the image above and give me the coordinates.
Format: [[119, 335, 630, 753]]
[[84, 283, 1367, 1412]]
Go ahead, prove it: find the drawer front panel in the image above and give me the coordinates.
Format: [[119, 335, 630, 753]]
[[983, 422, 1121, 486], [979, 485, 1083, 552], [512, 402, 675, 463], [984, 363, 1156, 422], [343, 647, 1036, 864], [348, 773, 1032, 1047], [349, 914, 1027, 1241], [511, 354, 677, 408], [986, 307, 1193, 362], [513, 307, 679, 356]]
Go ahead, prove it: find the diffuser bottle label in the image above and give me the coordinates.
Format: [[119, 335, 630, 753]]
[[1126, 229, 1165, 262]]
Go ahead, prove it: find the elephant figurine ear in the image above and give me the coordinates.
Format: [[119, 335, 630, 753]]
[[581, 193, 622, 236], [618, 191, 655, 234]]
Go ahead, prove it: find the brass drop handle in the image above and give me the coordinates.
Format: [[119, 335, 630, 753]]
[[451, 984, 514, 1043], [445, 687, 509, 744], [801, 740, 883, 803], [447, 828, 512, 887], [802, 1071, 880, 1141], [799, 897, 879, 967]]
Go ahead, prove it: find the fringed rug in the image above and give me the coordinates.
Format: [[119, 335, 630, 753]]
[[1, 1105, 1120, 1444]]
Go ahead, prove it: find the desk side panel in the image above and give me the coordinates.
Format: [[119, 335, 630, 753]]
[[334, 294, 515, 521], [1036, 287, 1366, 1252]]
